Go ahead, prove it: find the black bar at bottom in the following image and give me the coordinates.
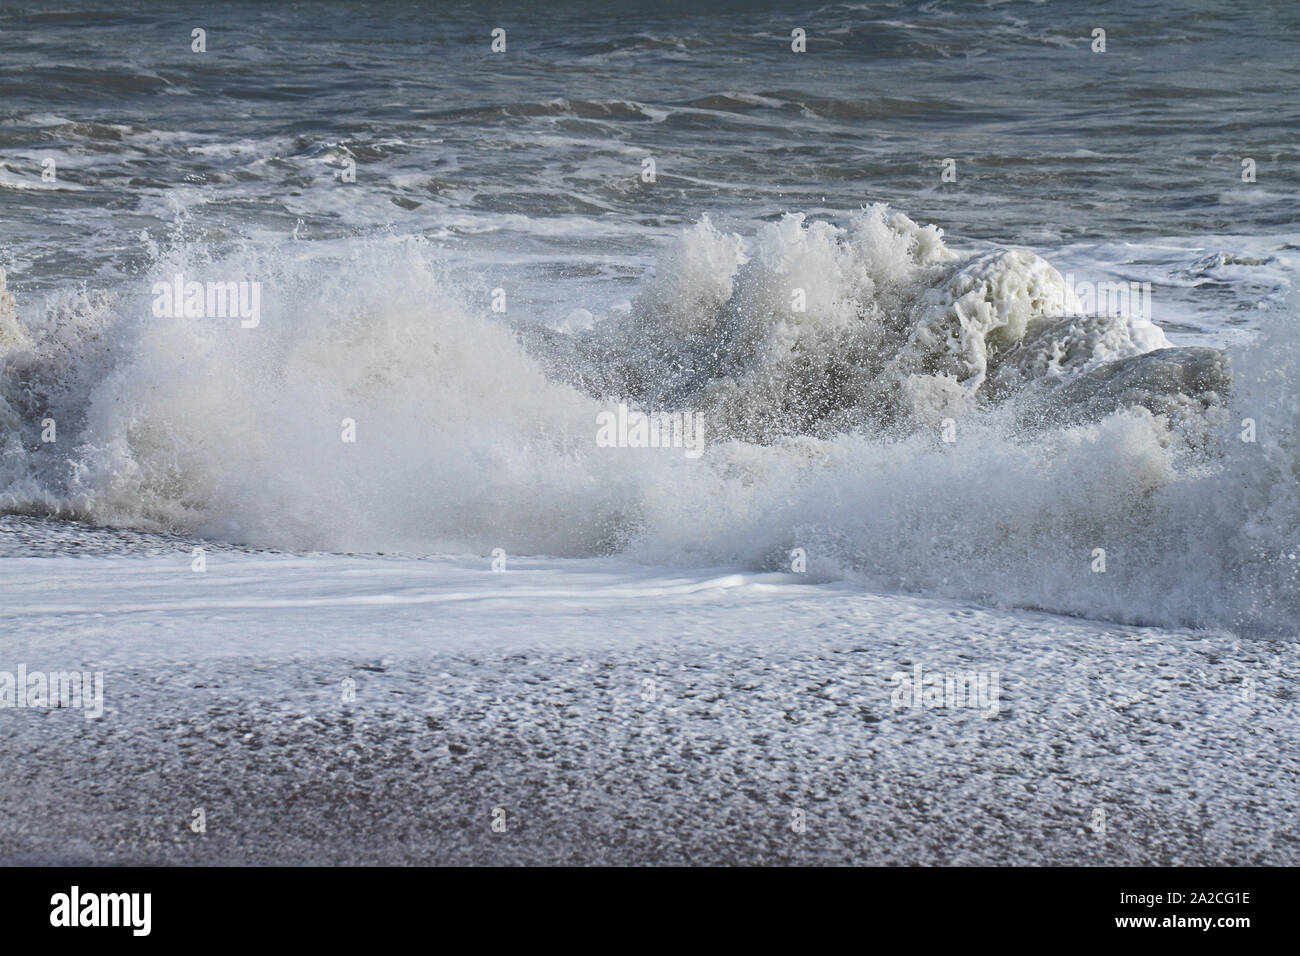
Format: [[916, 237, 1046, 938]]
[[0, 865, 1282, 943]]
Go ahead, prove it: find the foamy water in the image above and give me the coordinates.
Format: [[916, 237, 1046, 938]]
[[1, 203, 1297, 635], [1, 1, 1298, 637]]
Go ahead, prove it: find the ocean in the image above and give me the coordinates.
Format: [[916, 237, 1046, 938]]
[[0, 0, 1297, 864]]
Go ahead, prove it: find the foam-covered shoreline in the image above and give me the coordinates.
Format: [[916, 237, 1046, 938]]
[[1, 534, 1296, 865]]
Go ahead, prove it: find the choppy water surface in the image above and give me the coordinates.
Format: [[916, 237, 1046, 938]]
[[1, 1, 1297, 635]]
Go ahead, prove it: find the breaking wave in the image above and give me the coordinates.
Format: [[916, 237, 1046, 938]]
[[1, 206, 1295, 634]]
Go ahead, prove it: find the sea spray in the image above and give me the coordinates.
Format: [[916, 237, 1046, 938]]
[[1, 209, 1296, 634]]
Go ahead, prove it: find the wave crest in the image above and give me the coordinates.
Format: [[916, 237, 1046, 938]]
[[1, 207, 1296, 634]]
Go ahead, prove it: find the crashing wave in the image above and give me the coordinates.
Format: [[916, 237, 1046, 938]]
[[559, 206, 1219, 444], [0, 208, 1296, 635]]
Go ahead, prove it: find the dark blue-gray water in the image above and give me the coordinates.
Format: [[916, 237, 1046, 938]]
[[2, 0, 1297, 308]]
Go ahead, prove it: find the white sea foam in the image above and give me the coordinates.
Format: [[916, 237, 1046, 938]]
[[0, 207, 1295, 634]]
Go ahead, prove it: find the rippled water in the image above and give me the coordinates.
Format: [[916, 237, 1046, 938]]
[[3, 0, 1298, 327]]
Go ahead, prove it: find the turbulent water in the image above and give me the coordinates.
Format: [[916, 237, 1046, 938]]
[[1, 0, 1298, 636]]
